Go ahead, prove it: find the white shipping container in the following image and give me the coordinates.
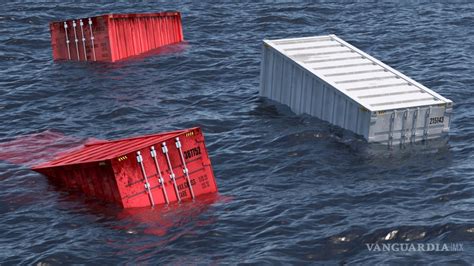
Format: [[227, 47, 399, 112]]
[[260, 35, 453, 146]]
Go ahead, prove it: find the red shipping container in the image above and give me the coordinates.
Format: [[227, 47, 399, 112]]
[[32, 127, 218, 208], [49, 12, 184, 62]]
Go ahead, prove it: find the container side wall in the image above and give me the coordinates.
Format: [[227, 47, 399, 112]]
[[260, 45, 370, 139], [108, 13, 183, 62], [302, 72, 313, 114], [34, 163, 122, 205], [259, 44, 272, 97]]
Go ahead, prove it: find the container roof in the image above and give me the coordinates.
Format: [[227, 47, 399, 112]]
[[50, 11, 181, 24], [264, 35, 452, 111], [32, 129, 190, 169]]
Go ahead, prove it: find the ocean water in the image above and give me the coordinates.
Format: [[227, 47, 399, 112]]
[[1, 1, 473, 264]]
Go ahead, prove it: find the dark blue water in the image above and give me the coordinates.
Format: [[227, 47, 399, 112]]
[[1, 2, 473, 264]]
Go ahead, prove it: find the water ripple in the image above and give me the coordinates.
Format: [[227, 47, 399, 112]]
[[0, 1, 473, 264]]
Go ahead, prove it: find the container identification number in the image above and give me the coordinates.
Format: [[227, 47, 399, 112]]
[[177, 179, 197, 191], [429, 117, 444, 125], [184, 147, 201, 160]]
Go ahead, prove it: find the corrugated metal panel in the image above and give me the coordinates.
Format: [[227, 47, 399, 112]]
[[265, 35, 452, 111], [50, 12, 183, 62], [34, 129, 187, 167], [260, 35, 453, 145], [32, 128, 218, 208]]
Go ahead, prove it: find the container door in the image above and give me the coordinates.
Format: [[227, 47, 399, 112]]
[[368, 104, 450, 146]]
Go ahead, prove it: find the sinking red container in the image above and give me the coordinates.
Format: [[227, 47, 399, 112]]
[[32, 127, 218, 208], [49, 12, 184, 62]]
